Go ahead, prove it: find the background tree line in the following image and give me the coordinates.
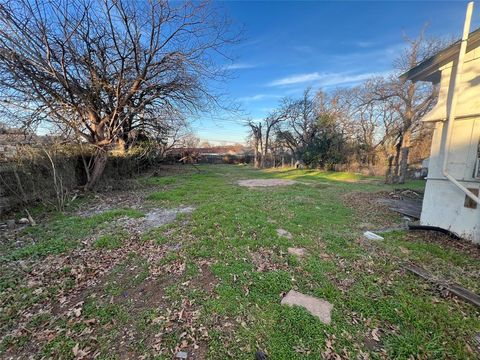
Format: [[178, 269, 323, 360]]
[[246, 30, 449, 184]]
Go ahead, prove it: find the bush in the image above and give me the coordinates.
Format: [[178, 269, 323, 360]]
[[0, 142, 164, 214]]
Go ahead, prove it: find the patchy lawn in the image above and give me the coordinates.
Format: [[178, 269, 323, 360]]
[[1, 164, 479, 359]]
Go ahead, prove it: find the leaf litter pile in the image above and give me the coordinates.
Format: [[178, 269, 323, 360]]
[[0, 197, 212, 359]]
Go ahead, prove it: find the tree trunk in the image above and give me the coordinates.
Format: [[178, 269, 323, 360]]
[[398, 131, 411, 184], [398, 147, 410, 184], [392, 138, 402, 182], [385, 155, 394, 184], [84, 150, 108, 190], [261, 128, 271, 169], [253, 145, 260, 168]]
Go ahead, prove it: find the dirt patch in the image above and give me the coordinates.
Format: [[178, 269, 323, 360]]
[[251, 248, 289, 272], [125, 278, 169, 310], [288, 247, 307, 259], [121, 207, 195, 234], [363, 334, 382, 352], [299, 181, 330, 189], [0, 234, 174, 358], [151, 164, 199, 176], [106, 267, 174, 311], [7, 246, 213, 358], [342, 191, 399, 229], [76, 190, 147, 217], [180, 343, 208, 360], [191, 261, 218, 293], [238, 179, 297, 187]]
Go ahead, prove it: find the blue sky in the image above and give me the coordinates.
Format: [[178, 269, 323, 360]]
[[192, 0, 480, 145]]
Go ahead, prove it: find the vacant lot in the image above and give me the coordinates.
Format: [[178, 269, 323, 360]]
[[1, 165, 479, 359]]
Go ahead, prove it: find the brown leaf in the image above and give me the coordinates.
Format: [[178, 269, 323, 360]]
[[73, 307, 82, 317], [371, 328, 381, 342], [72, 343, 79, 356]]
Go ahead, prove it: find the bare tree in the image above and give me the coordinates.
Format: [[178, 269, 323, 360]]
[[247, 120, 262, 168], [370, 29, 449, 183], [177, 133, 202, 170], [275, 88, 318, 162], [0, 0, 237, 188], [340, 83, 398, 169], [261, 111, 287, 168], [246, 109, 287, 168]]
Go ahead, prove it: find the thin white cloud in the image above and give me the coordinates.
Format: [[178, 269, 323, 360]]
[[224, 62, 258, 70], [269, 73, 322, 86], [238, 94, 281, 102], [268, 70, 391, 87]]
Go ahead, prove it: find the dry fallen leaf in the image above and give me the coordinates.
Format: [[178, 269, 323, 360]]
[[371, 328, 381, 342], [72, 343, 79, 356]]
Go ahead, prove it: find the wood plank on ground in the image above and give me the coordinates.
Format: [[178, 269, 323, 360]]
[[404, 264, 480, 308], [378, 198, 422, 219]]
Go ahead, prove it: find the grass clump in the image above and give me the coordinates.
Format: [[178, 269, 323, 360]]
[[93, 230, 129, 250]]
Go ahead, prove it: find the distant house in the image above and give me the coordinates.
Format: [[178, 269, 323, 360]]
[[196, 144, 246, 155], [402, 9, 480, 243], [168, 144, 251, 164]]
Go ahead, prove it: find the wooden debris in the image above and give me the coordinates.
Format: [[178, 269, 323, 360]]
[[377, 198, 422, 219], [404, 264, 480, 308]]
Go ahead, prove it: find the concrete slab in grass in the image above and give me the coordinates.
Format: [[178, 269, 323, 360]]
[[288, 247, 307, 259], [238, 179, 297, 187], [281, 290, 333, 324], [277, 228, 293, 239]]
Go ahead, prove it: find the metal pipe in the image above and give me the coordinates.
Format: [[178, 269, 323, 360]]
[[442, 1, 479, 203]]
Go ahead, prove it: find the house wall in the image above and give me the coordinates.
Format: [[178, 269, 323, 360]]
[[421, 118, 480, 243], [424, 46, 480, 122], [420, 47, 480, 243]]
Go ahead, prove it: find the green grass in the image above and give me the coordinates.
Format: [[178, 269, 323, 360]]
[[1, 165, 479, 359], [142, 165, 478, 359], [93, 229, 129, 250], [2, 208, 143, 260]]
